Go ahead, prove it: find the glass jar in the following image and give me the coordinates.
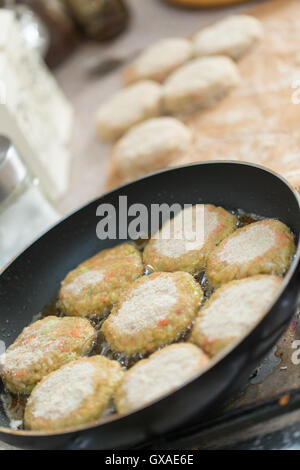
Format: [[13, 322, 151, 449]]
[[0, 136, 60, 270]]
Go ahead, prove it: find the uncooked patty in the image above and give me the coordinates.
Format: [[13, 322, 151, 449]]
[[193, 15, 263, 61], [95, 80, 162, 141], [123, 37, 193, 84], [162, 56, 240, 114]]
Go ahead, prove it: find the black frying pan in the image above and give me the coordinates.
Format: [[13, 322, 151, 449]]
[[0, 161, 300, 450]]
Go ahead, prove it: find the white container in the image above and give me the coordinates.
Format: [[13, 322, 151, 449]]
[[0, 135, 59, 270]]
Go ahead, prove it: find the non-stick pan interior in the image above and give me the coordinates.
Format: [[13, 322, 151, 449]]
[[0, 162, 299, 431]]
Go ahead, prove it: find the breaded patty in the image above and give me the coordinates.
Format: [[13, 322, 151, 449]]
[[143, 204, 236, 274], [115, 343, 209, 415], [113, 117, 192, 181], [162, 56, 240, 114], [193, 15, 263, 61], [95, 80, 162, 141], [24, 356, 124, 431], [59, 244, 143, 318], [101, 272, 203, 355], [123, 38, 193, 85], [206, 219, 295, 287], [189, 275, 282, 357], [0, 316, 96, 394]]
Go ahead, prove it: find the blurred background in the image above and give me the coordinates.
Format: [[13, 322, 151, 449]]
[[52, 0, 265, 213]]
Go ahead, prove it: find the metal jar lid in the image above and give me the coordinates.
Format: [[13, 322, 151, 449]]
[[0, 136, 27, 204]]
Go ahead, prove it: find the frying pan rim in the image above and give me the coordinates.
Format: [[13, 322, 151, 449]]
[[0, 160, 298, 279], [0, 160, 299, 438]]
